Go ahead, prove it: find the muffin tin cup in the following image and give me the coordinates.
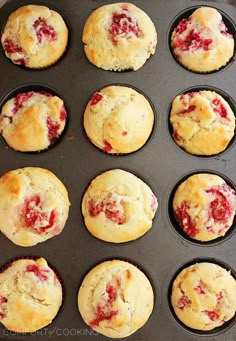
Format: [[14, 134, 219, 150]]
[[167, 169, 236, 247], [167, 257, 236, 336], [168, 5, 236, 74], [167, 85, 236, 158]]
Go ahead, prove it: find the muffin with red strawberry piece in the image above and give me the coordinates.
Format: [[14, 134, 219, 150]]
[[82, 3, 157, 71], [0, 91, 67, 152], [171, 262, 236, 331], [171, 7, 234, 72], [173, 173, 236, 242], [170, 90, 235, 155], [0, 257, 62, 333], [1, 5, 68, 68], [82, 169, 158, 243], [0, 167, 70, 246], [78, 259, 154, 338], [84, 85, 154, 154]]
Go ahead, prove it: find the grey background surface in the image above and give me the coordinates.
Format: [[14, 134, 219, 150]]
[[0, 0, 235, 341]]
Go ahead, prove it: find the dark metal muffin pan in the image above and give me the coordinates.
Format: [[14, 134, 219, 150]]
[[0, 0, 235, 340]]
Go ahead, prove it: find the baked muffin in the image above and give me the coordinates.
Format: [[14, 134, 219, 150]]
[[170, 90, 235, 155], [82, 3, 157, 71], [78, 260, 154, 338], [171, 262, 236, 331], [171, 7, 234, 72], [82, 169, 158, 243], [0, 167, 70, 247], [84, 86, 154, 154], [0, 257, 62, 333], [173, 173, 236, 242], [1, 5, 68, 68], [0, 91, 67, 152]]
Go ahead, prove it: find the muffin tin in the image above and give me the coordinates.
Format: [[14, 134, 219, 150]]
[[0, 0, 235, 340]]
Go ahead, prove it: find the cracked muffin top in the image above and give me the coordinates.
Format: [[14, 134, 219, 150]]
[[170, 90, 235, 156], [0, 257, 62, 333], [0, 167, 70, 247], [171, 262, 236, 331], [1, 5, 68, 68], [173, 173, 236, 242], [83, 85, 154, 154], [82, 2, 157, 71], [81, 169, 158, 243], [0, 91, 67, 152], [78, 259, 154, 338], [171, 7, 234, 73]]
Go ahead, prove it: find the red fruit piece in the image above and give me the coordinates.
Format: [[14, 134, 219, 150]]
[[105, 207, 124, 224], [173, 131, 183, 142], [194, 281, 206, 294], [60, 105, 67, 121], [211, 98, 227, 119], [12, 91, 35, 114], [109, 11, 141, 45], [3, 38, 23, 54], [91, 92, 103, 105], [33, 17, 57, 43], [217, 291, 224, 303], [175, 18, 191, 34], [24, 195, 56, 232], [173, 29, 213, 52], [206, 187, 232, 223], [0, 296, 7, 304], [88, 200, 104, 216], [47, 118, 60, 143], [88, 200, 125, 224], [13, 58, 26, 66], [90, 283, 119, 327], [177, 295, 192, 310], [179, 92, 196, 101], [178, 105, 196, 115], [174, 202, 199, 237], [219, 21, 233, 38], [103, 140, 113, 152], [26, 264, 49, 281], [122, 131, 128, 136], [106, 284, 117, 303], [116, 278, 122, 287], [204, 310, 219, 321]]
